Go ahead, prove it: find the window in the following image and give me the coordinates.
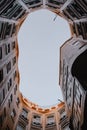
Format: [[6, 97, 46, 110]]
[[0, 22, 2, 38], [0, 69, 3, 83], [3, 89, 5, 100], [10, 94, 13, 102], [9, 78, 12, 87], [12, 56, 16, 65], [5, 44, 10, 55], [0, 91, 3, 105], [69, 88, 71, 97], [77, 23, 82, 36], [13, 70, 17, 80], [12, 5, 23, 19], [5, 23, 11, 37], [16, 97, 20, 106], [0, 47, 2, 59], [82, 22, 87, 39], [16, 124, 24, 130], [46, 115, 55, 125], [6, 61, 11, 74], [8, 99, 10, 108], [71, 2, 81, 16], [0, 0, 10, 13], [8, 94, 13, 108], [1, 1, 14, 18], [11, 108, 16, 122], [79, 94, 82, 107], [0, 89, 5, 105], [8, 44, 10, 53], [0, 22, 3, 39], [14, 85, 17, 95], [32, 115, 41, 125], [66, 6, 77, 19], [5, 44, 8, 55], [60, 114, 67, 123], [18, 10, 26, 19], [9, 78, 12, 86], [12, 41, 15, 50], [22, 0, 42, 9], [7, 78, 12, 91], [48, 0, 65, 5], [12, 23, 16, 35], [21, 108, 28, 119], [58, 107, 65, 115], [11, 108, 16, 118], [22, 0, 41, 5]]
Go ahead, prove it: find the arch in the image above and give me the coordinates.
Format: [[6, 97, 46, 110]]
[[71, 49, 87, 90]]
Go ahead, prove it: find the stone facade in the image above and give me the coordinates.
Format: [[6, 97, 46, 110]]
[[0, 0, 87, 130]]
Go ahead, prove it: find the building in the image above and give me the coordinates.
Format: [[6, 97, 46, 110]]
[[0, 0, 87, 130], [60, 37, 87, 130]]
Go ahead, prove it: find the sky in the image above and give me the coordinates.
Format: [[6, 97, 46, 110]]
[[18, 9, 71, 107]]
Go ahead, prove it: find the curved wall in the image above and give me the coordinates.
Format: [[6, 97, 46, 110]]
[[0, 0, 87, 130]]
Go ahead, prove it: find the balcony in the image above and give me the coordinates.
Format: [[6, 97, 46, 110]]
[[19, 114, 28, 125]]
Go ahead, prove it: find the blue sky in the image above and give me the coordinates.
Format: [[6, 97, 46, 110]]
[[18, 9, 71, 107]]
